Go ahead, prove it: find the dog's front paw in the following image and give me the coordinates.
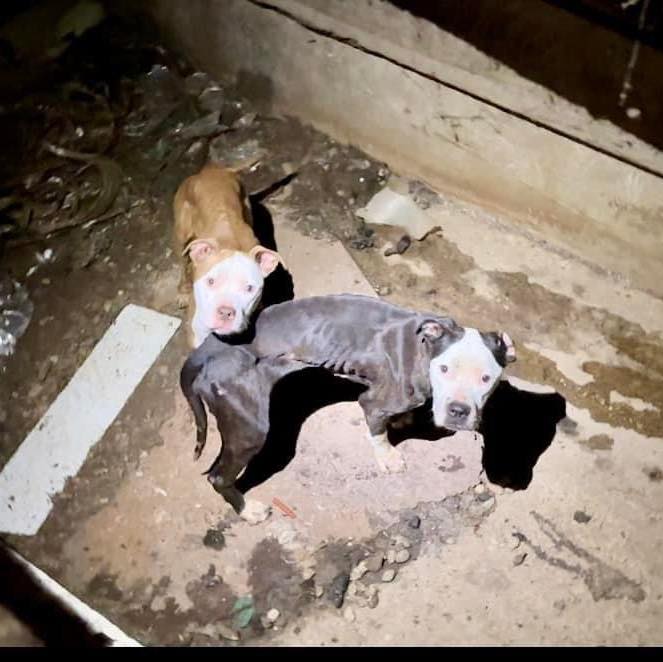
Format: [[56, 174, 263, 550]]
[[240, 499, 272, 525], [374, 446, 407, 474]]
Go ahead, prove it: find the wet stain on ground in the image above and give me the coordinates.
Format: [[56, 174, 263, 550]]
[[643, 466, 663, 482], [515, 512, 645, 604], [582, 434, 614, 451], [349, 231, 663, 439]]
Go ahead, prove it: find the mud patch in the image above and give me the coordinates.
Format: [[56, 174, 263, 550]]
[[582, 434, 614, 451], [248, 538, 312, 631], [643, 466, 663, 482]]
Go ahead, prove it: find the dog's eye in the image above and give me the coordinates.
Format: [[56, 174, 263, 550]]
[[246, 284, 254, 293], [207, 277, 215, 287], [481, 374, 491, 383], [440, 365, 448, 373]]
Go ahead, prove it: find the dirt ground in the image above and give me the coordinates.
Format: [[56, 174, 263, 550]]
[[1, 10, 662, 647]]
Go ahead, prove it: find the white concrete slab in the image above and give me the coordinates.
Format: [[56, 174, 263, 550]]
[[0, 305, 180, 536]]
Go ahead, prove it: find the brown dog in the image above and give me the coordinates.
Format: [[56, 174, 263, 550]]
[[173, 163, 284, 347]]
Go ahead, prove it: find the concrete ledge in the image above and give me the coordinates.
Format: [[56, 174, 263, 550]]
[[139, 0, 663, 297]]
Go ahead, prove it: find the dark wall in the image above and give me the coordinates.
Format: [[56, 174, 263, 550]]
[[389, 0, 663, 152]]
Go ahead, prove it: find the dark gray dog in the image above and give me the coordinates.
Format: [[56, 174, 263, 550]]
[[180, 294, 515, 523]]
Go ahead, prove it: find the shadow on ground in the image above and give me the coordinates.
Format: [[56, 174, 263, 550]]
[[237, 375, 566, 496]]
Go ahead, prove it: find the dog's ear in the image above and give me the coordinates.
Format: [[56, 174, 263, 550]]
[[183, 239, 216, 263], [481, 331, 516, 366], [250, 245, 285, 276], [418, 317, 462, 342]]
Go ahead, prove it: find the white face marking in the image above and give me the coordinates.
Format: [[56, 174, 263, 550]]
[[192, 253, 264, 339], [429, 328, 503, 431]]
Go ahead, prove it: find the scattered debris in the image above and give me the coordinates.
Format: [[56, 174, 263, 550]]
[[476, 490, 493, 503], [233, 112, 257, 129], [209, 137, 265, 168], [381, 568, 397, 582], [231, 596, 255, 629], [573, 510, 592, 524], [356, 184, 441, 241], [349, 222, 375, 250], [328, 573, 350, 608], [406, 515, 421, 529], [0, 277, 33, 359], [391, 535, 412, 549], [175, 111, 226, 141], [266, 608, 280, 623], [383, 234, 411, 256], [363, 553, 383, 573], [350, 560, 369, 582], [394, 549, 411, 564], [202, 528, 226, 550], [216, 623, 240, 641], [513, 552, 528, 567], [272, 497, 297, 519]]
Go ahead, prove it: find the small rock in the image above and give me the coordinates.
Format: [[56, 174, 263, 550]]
[[314, 584, 324, 598], [343, 607, 356, 622], [328, 573, 350, 608], [260, 615, 273, 629], [384, 235, 411, 257], [513, 552, 527, 567], [350, 560, 369, 581], [407, 515, 421, 529], [573, 510, 591, 524], [476, 490, 493, 503], [626, 107, 641, 120], [302, 567, 316, 581], [391, 535, 411, 549], [203, 529, 225, 550], [558, 416, 578, 435], [381, 568, 397, 582], [266, 608, 280, 623], [364, 553, 384, 573], [394, 549, 410, 564], [367, 591, 379, 609], [474, 483, 486, 495], [216, 623, 240, 641], [386, 550, 396, 564]]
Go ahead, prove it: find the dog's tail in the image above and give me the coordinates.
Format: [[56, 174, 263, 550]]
[[179, 354, 208, 462]]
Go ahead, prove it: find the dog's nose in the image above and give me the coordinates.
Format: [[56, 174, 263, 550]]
[[447, 401, 471, 419], [217, 306, 236, 321]]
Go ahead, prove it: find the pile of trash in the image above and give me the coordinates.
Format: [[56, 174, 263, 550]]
[[0, 8, 249, 246], [0, 3, 253, 357]]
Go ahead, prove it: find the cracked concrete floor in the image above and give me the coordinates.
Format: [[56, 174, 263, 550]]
[[2, 87, 663, 647]]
